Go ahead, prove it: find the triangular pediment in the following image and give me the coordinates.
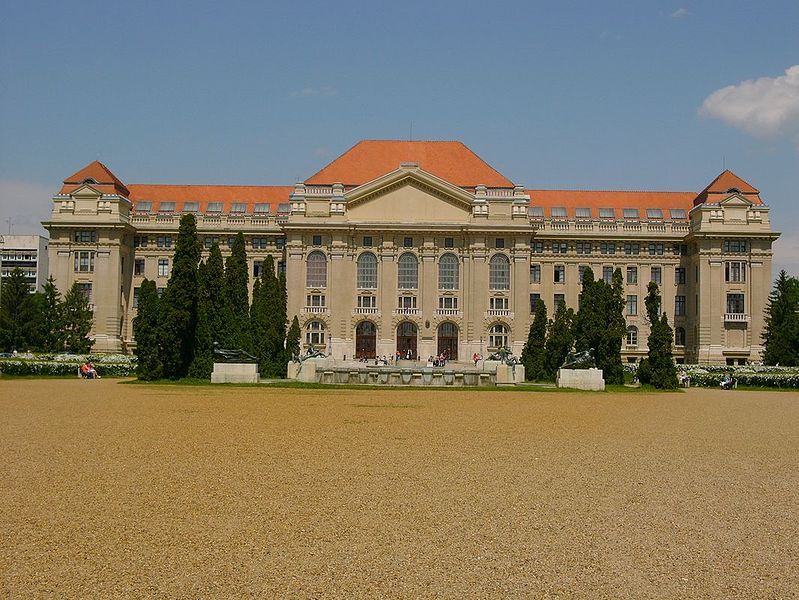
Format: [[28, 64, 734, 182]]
[[343, 166, 474, 224], [68, 183, 103, 198], [719, 193, 753, 207]]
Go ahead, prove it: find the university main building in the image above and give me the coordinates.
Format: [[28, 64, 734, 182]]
[[44, 141, 778, 365]]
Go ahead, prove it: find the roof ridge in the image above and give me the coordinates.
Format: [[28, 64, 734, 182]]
[[527, 188, 696, 194], [130, 183, 290, 188]]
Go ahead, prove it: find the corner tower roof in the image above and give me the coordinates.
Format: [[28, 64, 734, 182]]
[[62, 160, 130, 197], [694, 169, 762, 205], [305, 140, 515, 188]]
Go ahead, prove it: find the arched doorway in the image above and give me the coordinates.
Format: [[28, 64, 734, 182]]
[[437, 322, 458, 360], [396, 321, 418, 359], [355, 321, 377, 359]]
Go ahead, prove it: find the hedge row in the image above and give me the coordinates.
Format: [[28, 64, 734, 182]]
[[684, 372, 799, 388], [0, 359, 136, 377]]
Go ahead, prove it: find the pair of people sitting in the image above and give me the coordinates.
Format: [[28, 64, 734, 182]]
[[720, 374, 736, 390], [80, 362, 99, 379]]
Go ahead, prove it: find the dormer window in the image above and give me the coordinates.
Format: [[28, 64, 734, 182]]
[[81, 178, 98, 185], [646, 208, 663, 220], [528, 206, 544, 218], [159, 201, 176, 213], [551, 207, 567, 219], [182, 202, 199, 213], [575, 207, 592, 220], [135, 201, 152, 213], [254, 203, 271, 216], [206, 202, 223, 213], [726, 188, 742, 194], [599, 208, 615, 220], [669, 208, 687, 220], [623, 208, 640, 220], [277, 203, 290, 215], [230, 202, 246, 214]]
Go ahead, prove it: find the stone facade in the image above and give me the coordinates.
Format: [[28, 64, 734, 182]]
[[43, 141, 778, 364]]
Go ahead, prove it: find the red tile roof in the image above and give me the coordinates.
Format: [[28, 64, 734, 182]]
[[693, 169, 762, 205], [527, 190, 697, 219], [63, 160, 130, 197], [306, 140, 515, 188], [127, 184, 293, 214]]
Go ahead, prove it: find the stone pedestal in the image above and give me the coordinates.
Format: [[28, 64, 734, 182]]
[[496, 363, 526, 385], [556, 368, 605, 391], [286, 360, 317, 383], [211, 362, 259, 384]]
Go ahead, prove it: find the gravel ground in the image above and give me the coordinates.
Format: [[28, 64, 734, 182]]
[[1, 379, 798, 599]]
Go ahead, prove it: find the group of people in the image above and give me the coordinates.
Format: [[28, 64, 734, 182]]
[[428, 349, 450, 368], [720, 374, 737, 390], [79, 361, 99, 379]]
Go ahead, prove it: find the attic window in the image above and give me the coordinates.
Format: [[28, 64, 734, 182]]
[[646, 208, 663, 220], [206, 202, 223, 213], [82, 178, 98, 185], [623, 208, 640, 220], [277, 203, 291, 214], [182, 202, 199, 213], [669, 208, 687, 220], [528, 206, 544, 218], [551, 207, 568, 219], [159, 202, 176, 213], [254, 203, 271, 215], [599, 208, 615, 219], [726, 188, 742, 194], [135, 201, 152, 213], [575, 207, 592, 219], [230, 202, 246, 214]]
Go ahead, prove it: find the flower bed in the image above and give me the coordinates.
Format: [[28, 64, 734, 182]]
[[0, 354, 137, 377], [676, 365, 799, 388]]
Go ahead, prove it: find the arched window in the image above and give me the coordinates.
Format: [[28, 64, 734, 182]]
[[675, 327, 686, 346], [357, 252, 377, 289], [305, 320, 326, 347], [489, 254, 510, 290], [306, 251, 327, 288], [626, 325, 638, 346], [489, 323, 509, 348], [398, 252, 418, 290], [438, 253, 459, 290]]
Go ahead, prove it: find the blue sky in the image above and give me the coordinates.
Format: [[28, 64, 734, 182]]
[[1, 0, 797, 273]]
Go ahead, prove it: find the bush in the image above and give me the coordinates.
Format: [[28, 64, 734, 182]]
[[0, 354, 137, 377]]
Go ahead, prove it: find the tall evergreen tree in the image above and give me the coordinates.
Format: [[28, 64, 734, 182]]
[[521, 298, 548, 381], [205, 243, 226, 344], [222, 232, 251, 352], [159, 213, 201, 378], [61, 282, 94, 353], [601, 268, 627, 385], [762, 270, 799, 366], [188, 260, 214, 379], [543, 301, 576, 380], [40, 276, 64, 352], [134, 279, 163, 380], [256, 254, 285, 377], [640, 281, 678, 389], [0, 267, 37, 351], [286, 315, 301, 362]]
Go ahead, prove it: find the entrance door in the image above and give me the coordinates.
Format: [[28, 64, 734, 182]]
[[437, 322, 458, 360], [355, 321, 377, 359], [396, 321, 418, 359]]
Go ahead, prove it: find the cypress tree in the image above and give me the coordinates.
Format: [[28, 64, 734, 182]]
[[641, 281, 678, 389], [601, 268, 626, 385], [159, 213, 201, 378], [543, 301, 575, 380], [762, 270, 799, 366], [521, 298, 548, 381], [61, 282, 94, 353], [0, 267, 37, 351], [249, 275, 267, 372], [286, 315, 301, 362], [258, 255, 283, 377], [40, 276, 64, 352], [134, 279, 163, 380], [205, 243, 226, 345], [222, 232, 251, 352], [275, 270, 289, 375], [188, 260, 214, 379]]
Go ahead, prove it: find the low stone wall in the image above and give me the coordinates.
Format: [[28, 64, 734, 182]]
[[556, 368, 605, 391], [211, 362, 259, 384]]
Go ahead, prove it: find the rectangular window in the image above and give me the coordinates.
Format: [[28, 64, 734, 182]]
[[230, 202, 247, 214], [576, 241, 592, 255], [528, 206, 545, 219], [648, 243, 664, 256], [675, 267, 686, 285], [133, 287, 140, 308], [489, 297, 509, 310], [363, 236, 373, 247], [158, 258, 169, 278], [600, 242, 616, 255], [551, 207, 567, 219], [646, 208, 663, 220], [306, 294, 326, 307], [530, 263, 541, 283], [206, 202, 223, 213], [253, 260, 263, 278], [623, 208, 640, 220], [77, 282, 92, 303], [670, 208, 687, 220], [135, 201, 152, 213], [134, 258, 145, 276], [134, 235, 148, 248], [554, 294, 565, 310], [439, 296, 459, 309], [624, 243, 640, 255], [253, 203, 270, 216], [73, 230, 97, 243], [627, 266, 638, 284], [530, 293, 541, 313], [626, 295, 638, 316], [575, 207, 592, 220], [251, 237, 268, 250], [204, 236, 220, 249], [723, 240, 747, 253], [554, 265, 565, 283], [312, 235, 322, 246], [73, 251, 95, 272], [552, 241, 568, 254], [277, 260, 286, 276], [398, 296, 417, 309], [672, 243, 688, 256], [599, 208, 615, 220], [579, 265, 588, 283], [156, 235, 173, 249], [530, 241, 544, 253], [357, 295, 376, 308], [675, 295, 686, 316], [276, 238, 285, 249], [182, 202, 199, 213], [403, 237, 413, 248], [227, 237, 236, 249], [444, 237, 454, 248], [158, 201, 176, 213], [495, 238, 505, 249], [725, 261, 746, 282], [603, 266, 613, 283], [727, 293, 745, 314], [650, 266, 662, 285]]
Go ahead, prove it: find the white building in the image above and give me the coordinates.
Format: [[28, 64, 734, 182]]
[[0, 235, 49, 292]]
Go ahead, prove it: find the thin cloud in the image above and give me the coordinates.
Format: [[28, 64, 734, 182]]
[[290, 86, 337, 98], [0, 180, 54, 236], [699, 65, 799, 146], [671, 8, 690, 18]]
